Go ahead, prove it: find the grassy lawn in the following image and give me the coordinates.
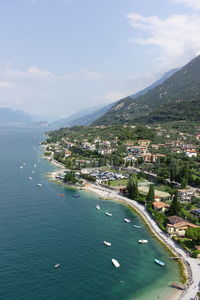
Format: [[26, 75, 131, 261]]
[[154, 184, 174, 194], [109, 176, 147, 187], [109, 179, 128, 187]]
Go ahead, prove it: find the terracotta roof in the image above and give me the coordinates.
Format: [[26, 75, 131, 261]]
[[153, 201, 170, 209], [173, 222, 199, 229], [65, 150, 72, 154]]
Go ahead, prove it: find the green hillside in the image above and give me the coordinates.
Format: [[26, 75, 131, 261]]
[[93, 55, 200, 125]]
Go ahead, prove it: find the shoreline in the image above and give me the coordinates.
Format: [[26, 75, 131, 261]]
[[45, 157, 200, 300]]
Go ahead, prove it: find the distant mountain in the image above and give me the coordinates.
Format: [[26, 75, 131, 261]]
[[50, 103, 115, 129], [131, 68, 179, 99], [93, 55, 200, 125], [51, 68, 179, 129], [0, 107, 33, 126]]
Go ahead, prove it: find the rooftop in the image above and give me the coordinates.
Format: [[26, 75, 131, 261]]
[[168, 216, 185, 224], [153, 202, 170, 209]]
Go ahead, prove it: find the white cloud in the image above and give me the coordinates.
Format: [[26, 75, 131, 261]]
[[0, 81, 16, 88], [4, 66, 55, 80], [171, 0, 200, 10], [127, 12, 200, 70], [104, 91, 131, 102]]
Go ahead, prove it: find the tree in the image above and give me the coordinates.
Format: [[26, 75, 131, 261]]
[[126, 179, 139, 200], [147, 184, 155, 202], [127, 178, 133, 199], [185, 227, 200, 246], [169, 191, 180, 216], [64, 172, 77, 184], [133, 181, 139, 200]]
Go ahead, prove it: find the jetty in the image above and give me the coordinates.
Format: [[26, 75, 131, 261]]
[[171, 282, 186, 290]]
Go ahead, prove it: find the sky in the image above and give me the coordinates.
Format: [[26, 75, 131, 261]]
[[0, 0, 200, 121]]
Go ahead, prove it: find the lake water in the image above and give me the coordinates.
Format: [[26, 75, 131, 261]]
[[0, 127, 180, 300]]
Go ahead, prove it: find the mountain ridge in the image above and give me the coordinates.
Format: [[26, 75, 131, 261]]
[[93, 55, 200, 125]]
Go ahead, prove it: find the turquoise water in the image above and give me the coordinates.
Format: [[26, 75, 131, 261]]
[[0, 128, 180, 300]]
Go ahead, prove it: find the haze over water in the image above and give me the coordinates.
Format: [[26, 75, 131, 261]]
[[0, 128, 180, 300]]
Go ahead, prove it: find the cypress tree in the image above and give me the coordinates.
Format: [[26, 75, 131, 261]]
[[147, 184, 155, 202], [169, 191, 180, 216], [127, 178, 133, 199], [133, 181, 139, 200]]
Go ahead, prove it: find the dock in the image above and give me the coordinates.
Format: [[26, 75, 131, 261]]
[[171, 282, 186, 290]]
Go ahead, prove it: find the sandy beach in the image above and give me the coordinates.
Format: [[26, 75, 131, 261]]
[[46, 164, 200, 300]]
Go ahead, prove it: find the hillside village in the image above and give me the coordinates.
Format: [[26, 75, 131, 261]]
[[44, 122, 200, 256]]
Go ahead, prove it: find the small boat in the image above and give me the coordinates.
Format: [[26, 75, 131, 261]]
[[112, 259, 120, 268], [20, 166, 23, 169], [73, 194, 80, 198], [138, 239, 148, 244], [103, 241, 111, 246], [32, 170, 35, 173], [96, 205, 100, 210], [106, 212, 112, 217], [59, 193, 64, 197], [54, 264, 60, 268], [133, 224, 141, 228], [37, 183, 42, 187], [154, 259, 165, 266], [34, 164, 37, 168], [124, 218, 131, 223], [28, 177, 33, 180]]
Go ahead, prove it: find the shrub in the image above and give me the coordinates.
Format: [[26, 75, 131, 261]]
[[191, 250, 200, 258]]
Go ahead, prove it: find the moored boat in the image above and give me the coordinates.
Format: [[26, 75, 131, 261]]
[[96, 205, 100, 210], [37, 183, 42, 187], [154, 259, 165, 266], [112, 259, 120, 268], [54, 264, 60, 268], [73, 194, 80, 198], [28, 177, 33, 180], [138, 239, 148, 243], [133, 224, 141, 228], [106, 212, 112, 217], [124, 218, 131, 223], [103, 241, 111, 246]]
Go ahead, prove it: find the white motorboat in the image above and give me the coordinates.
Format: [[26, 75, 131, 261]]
[[54, 264, 60, 268], [34, 164, 37, 168], [138, 239, 148, 244], [112, 259, 120, 268], [28, 177, 33, 180], [20, 166, 23, 169], [124, 218, 131, 223], [154, 259, 165, 266], [106, 212, 112, 217], [37, 183, 42, 187], [103, 241, 111, 246], [32, 170, 35, 173], [133, 224, 141, 228], [96, 205, 101, 210]]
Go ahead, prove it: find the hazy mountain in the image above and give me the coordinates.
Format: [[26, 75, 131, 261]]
[[0, 107, 34, 126], [93, 55, 200, 125], [130, 68, 179, 99], [50, 103, 115, 129]]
